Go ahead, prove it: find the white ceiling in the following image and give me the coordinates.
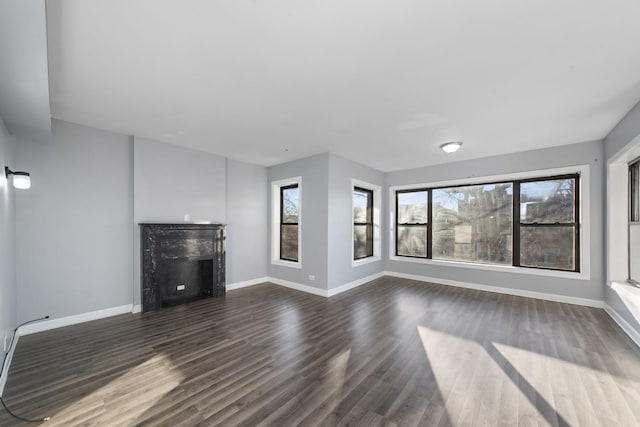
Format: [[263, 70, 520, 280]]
[[46, 0, 640, 171], [0, 0, 51, 143]]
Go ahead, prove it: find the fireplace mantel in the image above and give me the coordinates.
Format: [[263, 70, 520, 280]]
[[140, 223, 226, 312]]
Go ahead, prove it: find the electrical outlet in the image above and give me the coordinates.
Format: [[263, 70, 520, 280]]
[[3, 334, 9, 352], [309, 275, 315, 281], [177, 284, 185, 291]]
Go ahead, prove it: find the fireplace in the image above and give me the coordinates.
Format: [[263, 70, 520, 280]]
[[140, 223, 225, 312]]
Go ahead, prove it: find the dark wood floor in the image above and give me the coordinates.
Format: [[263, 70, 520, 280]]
[[2, 277, 640, 426]]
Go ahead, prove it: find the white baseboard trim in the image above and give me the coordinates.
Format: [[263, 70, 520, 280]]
[[604, 304, 640, 349], [18, 304, 136, 336], [383, 271, 605, 308], [327, 272, 384, 297], [227, 277, 270, 291], [268, 277, 328, 297], [131, 304, 142, 314], [0, 334, 19, 397]]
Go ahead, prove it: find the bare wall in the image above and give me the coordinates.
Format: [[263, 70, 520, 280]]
[[605, 101, 640, 160], [15, 119, 133, 322], [226, 159, 268, 284], [0, 116, 16, 355]]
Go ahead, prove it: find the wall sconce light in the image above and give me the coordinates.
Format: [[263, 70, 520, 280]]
[[5, 167, 31, 189], [440, 141, 463, 153]]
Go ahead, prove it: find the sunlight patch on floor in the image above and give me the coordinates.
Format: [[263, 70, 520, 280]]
[[324, 348, 352, 397], [491, 341, 639, 425], [417, 325, 586, 426], [47, 353, 185, 426], [417, 325, 494, 426]]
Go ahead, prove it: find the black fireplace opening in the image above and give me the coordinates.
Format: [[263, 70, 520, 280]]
[[157, 258, 214, 308]]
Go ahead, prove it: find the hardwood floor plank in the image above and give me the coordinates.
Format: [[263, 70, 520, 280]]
[[1, 278, 639, 426]]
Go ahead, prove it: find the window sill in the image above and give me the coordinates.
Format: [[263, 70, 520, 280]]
[[271, 258, 302, 269], [352, 256, 381, 268], [389, 255, 590, 281], [609, 280, 640, 296]]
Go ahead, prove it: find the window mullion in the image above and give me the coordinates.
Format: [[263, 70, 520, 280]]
[[427, 189, 433, 259], [395, 191, 399, 257], [513, 181, 521, 267]]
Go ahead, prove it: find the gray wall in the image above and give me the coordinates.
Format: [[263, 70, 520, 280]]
[[385, 140, 605, 301], [0, 116, 16, 355], [268, 153, 329, 290], [226, 159, 268, 284], [605, 101, 640, 160], [133, 137, 227, 305], [327, 154, 384, 289], [0, 0, 51, 143], [16, 119, 133, 322], [605, 100, 640, 332], [12, 123, 268, 320]]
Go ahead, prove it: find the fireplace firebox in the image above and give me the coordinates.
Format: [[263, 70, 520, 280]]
[[140, 223, 225, 312]]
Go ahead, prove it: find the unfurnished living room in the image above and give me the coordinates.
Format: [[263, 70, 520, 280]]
[[1, 1, 640, 426]]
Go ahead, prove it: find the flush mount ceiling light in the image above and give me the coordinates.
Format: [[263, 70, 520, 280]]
[[440, 141, 463, 153], [5, 166, 31, 189]]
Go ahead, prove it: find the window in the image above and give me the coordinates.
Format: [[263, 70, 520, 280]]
[[280, 184, 299, 262], [517, 176, 578, 271], [630, 160, 640, 284], [352, 179, 381, 266], [433, 183, 512, 265], [271, 177, 301, 268], [393, 173, 580, 272], [354, 187, 373, 259], [396, 190, 429, 257]]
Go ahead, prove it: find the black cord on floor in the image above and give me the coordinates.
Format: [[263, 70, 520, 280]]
[[0, 396, 49, 423], [0, 316, 51, 423]]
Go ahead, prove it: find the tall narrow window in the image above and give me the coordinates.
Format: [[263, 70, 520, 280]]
[[396, 190, 429, 257], [354, 187, 373, 259], [280, 184, 299, 262], [629, 160, 640, 284], [518, 176, 578, 271]]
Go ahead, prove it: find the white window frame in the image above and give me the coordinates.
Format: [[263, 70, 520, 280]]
[[608, 136, 640, 286], [607, 137, 640, 315], [271, 176, 302, 269], [389, 165, 591, 280], [352, 179, 381, 267], [629, 159, 640, 285]]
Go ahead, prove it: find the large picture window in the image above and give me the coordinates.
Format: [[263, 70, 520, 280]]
[[394, 173, 580, 272], [353, 187, 373, 259]]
